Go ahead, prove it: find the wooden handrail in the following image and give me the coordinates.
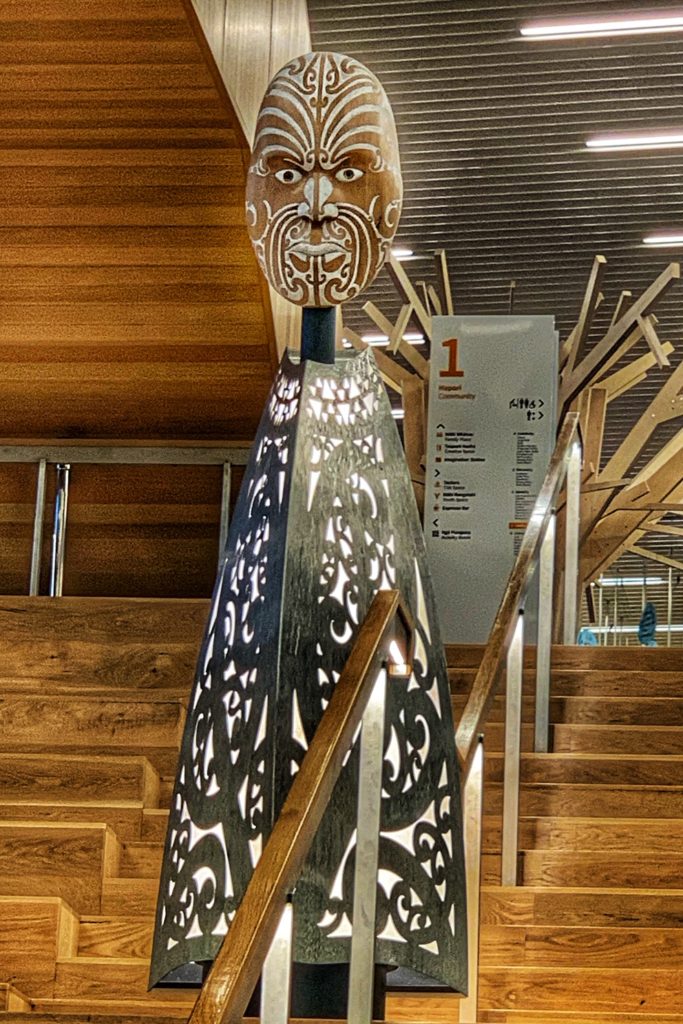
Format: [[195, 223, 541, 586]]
[[455, 412, 581, 770], [187, 589, 410, 1024]]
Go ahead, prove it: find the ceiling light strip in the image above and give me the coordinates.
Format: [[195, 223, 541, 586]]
[[643, 233, 683, 246], [521, 10, 683, 41], [587, 131, 683, 151]]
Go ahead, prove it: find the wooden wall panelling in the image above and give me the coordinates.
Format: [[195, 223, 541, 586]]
[[0, 1, 272, 596], [189, 0, 312, 355], [1, 0, 276, 441]]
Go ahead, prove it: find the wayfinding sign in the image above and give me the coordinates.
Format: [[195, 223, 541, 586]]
[[425, 316, 558, 644]]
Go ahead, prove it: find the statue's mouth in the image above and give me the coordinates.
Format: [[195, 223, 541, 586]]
[[287, 242, 346, 257]]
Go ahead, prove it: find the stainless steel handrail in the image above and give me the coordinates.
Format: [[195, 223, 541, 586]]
[[0, 442, 251, 596], [457, 411, 583, 1023]]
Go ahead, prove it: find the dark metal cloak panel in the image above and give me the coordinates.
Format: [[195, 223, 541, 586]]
[[149, 349, 467, 994]]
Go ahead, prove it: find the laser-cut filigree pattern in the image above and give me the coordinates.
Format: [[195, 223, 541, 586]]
[[150, 349, 466, 994]]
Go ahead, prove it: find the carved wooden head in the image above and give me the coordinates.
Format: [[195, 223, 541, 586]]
[[245, 52, 403, 307]]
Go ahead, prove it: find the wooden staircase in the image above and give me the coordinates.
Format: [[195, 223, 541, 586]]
[[0, 599, 681, 1023]]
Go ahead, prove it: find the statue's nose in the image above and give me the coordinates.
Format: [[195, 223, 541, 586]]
[[298, 174, 338, 221]]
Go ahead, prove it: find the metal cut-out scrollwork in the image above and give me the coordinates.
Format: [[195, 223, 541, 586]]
[[150, 349, 466, 995]]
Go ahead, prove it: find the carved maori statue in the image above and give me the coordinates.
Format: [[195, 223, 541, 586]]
[[150, 51, 467, 999]]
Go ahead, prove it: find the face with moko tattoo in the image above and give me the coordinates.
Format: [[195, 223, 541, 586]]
[[245, 51, 403, 307]]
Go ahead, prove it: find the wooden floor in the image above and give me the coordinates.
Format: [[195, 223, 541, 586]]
[[0, 599, 681, 1023]]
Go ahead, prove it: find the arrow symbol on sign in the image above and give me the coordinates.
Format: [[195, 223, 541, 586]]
[[436, 423, 445, 430], [434, 468, 441, 478], [433, 519, 439, 528]]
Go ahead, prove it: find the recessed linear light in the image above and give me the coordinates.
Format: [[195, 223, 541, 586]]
[[520, 10, 683, 41], [587, 131, 683, 151], [361, 332, 426, 346], [643, 232, 683, 246], [391, 246, 415, 261], [391, 408, 405, 420]]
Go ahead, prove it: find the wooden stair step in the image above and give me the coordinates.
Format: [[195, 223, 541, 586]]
[[553, 724, 683, 754], [77, 916, 154, 959], [486, 753, 683, 787], [477, 1013, 683, 1023], [0, 799, 145, 842], [119, 842, 163, 879], [454, 695, 683, 726], [0, 753, 160, 806], [101, 878, 158, 916], [450, 667, 683, 698], [0, 598, 206, 645], [477, 966, 683, 1013], [0, 744, 181, 782], [27, 1000, 195, 1020], [446, 642, 683, 671], [0, 1017, 189, 1024], [484, 815, 683, 853], [53, 958, 195, 1003], [480, 852, 683, 888], [0, 597, 203, 692], [385, 993, 458, 1022], [485, 783, 683, 818], [0, 896, 77, 999], [141, 809, 168, 842], [0, 822, 119, 915], [480, 924, 683, 968], [0, 984, 31, 1012], [481, 886, 683, 928], [0, 694, 184, 751], [518, 851, 683, 888]]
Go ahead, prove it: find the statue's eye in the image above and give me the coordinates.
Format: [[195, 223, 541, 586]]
[[274, 168, 303, 184], [336, 167, 364, 182]]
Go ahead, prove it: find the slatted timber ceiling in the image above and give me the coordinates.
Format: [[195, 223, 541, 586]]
[[0, 0, 273, 597], [308, 0, 683, 639]]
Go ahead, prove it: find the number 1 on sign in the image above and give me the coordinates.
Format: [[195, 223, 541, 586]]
[[440, 338, 464, 378]]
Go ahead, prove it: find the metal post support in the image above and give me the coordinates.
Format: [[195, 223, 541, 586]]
[[563, 440, 582, 645], [49, 463, 70, 597], [598, 581, 604, 646], [534, 514, 556, 753], [260, 901, 293, 1024], [501, 612, 524, 886], [347, 668, 387, 1024], [218, 462, 232, 570], [458, 737, 485, 1024], [613, 585, 619, 646], [668, 566, 673, 647], [29, 458, 47, 596]]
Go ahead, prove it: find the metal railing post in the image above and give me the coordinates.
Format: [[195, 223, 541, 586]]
[[29, 458, 48, 596], [501, 612, 524, 886], [347, 667, 387, 1024], [260, 901, 293, 1024], [49, 463, 70, 597], [458, 736, 484, 1024], [563, 440, 582, 644], [534, 513, 556, 753], [218, 461, 232, 569]]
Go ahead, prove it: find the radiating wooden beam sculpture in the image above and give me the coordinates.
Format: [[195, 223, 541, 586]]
[[561, 255, 608, 379], [355, 246, 683, 598], [582, 429, 683, 583], [560, 262, 680, 412]]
